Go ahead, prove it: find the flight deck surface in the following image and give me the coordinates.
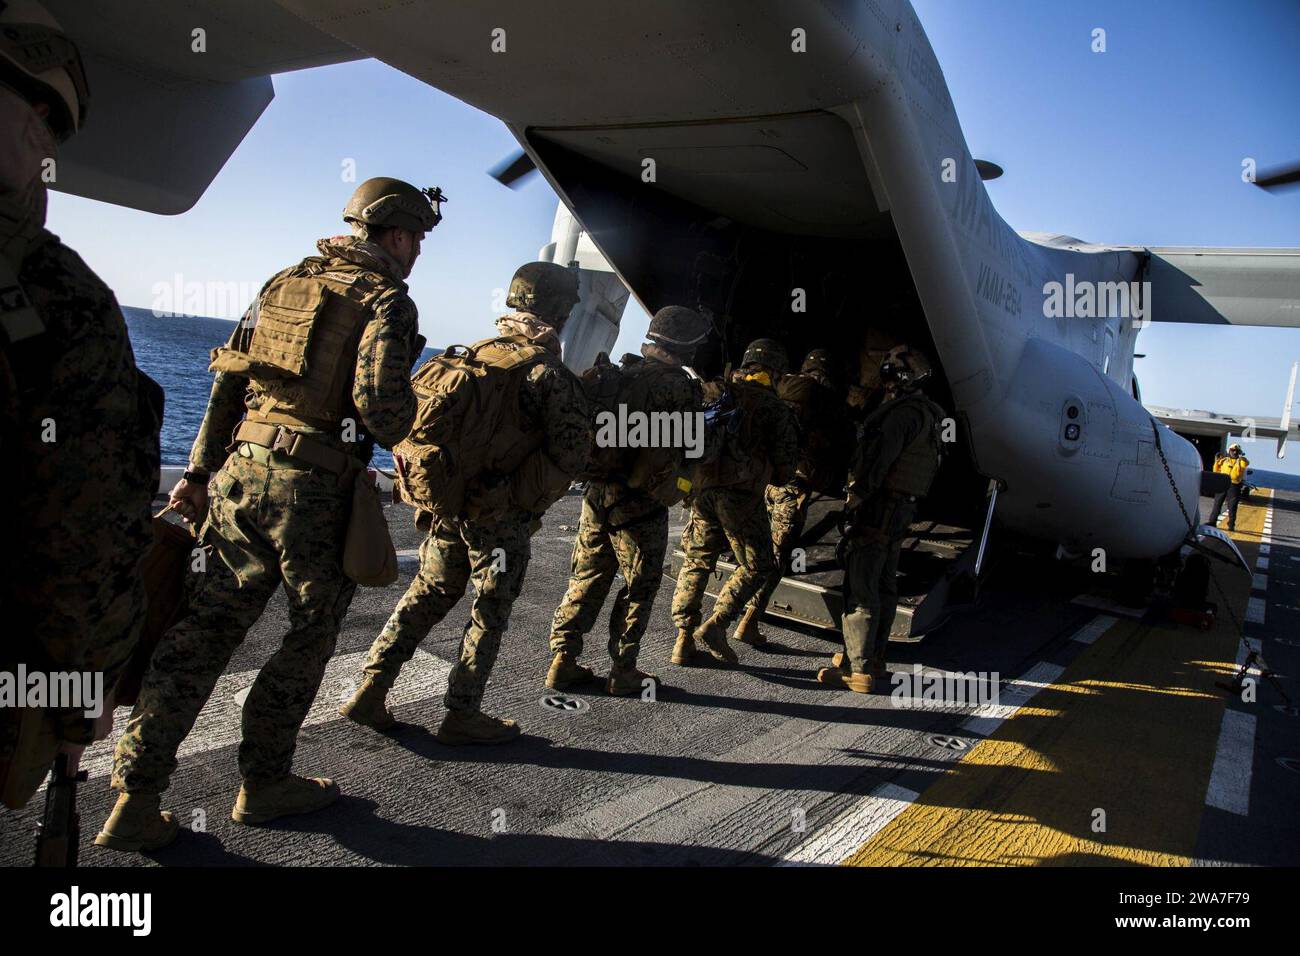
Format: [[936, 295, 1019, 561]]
[[2, 490, 1294, 867]]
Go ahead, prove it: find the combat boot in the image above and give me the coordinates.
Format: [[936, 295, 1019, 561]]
[[436, 708, 521, 745], [671, 628, 696, 666], [732, 606, 768, 647], [817, 667, 873, 694], [545, 651, 597, 691], [608, 665, 660, 697], [830, 652, 887, 682], [339, 676, 397, 731], [695, 617, 739, 665], [94, 793, 180, 852], [232, 775, 340, 825]]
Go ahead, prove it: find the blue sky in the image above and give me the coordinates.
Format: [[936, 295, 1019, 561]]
[[49, 0, 1300, 470]]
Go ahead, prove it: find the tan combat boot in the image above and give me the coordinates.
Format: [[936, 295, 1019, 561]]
[[817, 666, 873, 694], [545, 651, 597, 691], [695, 617, 739, 665], [436, 709, 521, 745], [232, 775, 340, 825], [608, 665, 660, 697], [670, 628, 696, 666], [94, 793, 180, 852], [732, 606, 767, 647], [339, 676, 397, 731]]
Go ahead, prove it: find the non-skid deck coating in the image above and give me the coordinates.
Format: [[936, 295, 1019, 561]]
[[2, 491, 1295, 866]]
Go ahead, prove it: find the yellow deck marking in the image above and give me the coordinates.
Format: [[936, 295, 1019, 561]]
[[841, 495, 1266, 867]]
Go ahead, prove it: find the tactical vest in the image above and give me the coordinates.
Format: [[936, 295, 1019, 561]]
[[394, 334, 560, 519], [865, 392, 945, 497], [694, 378, 773, 494], [209, 261, 391, 433]]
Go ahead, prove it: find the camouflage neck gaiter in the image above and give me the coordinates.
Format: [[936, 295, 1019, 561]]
[[496, 312, 561, 354]]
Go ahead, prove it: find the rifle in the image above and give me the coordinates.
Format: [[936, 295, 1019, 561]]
[[35, 750, 87, 867]]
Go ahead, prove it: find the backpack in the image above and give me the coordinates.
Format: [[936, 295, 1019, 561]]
[[393, 335, 557, 519]]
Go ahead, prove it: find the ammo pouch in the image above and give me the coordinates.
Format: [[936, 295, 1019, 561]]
[[343, 465, 398, 587]]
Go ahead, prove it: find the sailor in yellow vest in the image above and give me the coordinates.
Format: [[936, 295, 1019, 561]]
[[1209, 442, 1249, 532], [97, 177, 436, 852], [342, 262, 593, 745]]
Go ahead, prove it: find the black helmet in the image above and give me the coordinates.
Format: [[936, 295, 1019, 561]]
[[800, 348, 835, 380], [740, 337, 789, 375], [880, 344, 933, 390]]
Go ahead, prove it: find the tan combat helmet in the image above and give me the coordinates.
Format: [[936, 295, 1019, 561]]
[[880, 343, 933, 390], [506, 261, 581, 323], [741, 337, 789, 375], [647, 305, 710, 354], [343, 177, 446, 234], [0, 0, 89, 141]]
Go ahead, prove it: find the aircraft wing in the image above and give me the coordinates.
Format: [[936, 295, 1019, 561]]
[[45, 0, 364, 214], [1137, 247, 1300, 328]]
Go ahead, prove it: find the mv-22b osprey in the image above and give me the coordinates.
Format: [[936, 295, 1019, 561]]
[[50, 0, 1300, 628]]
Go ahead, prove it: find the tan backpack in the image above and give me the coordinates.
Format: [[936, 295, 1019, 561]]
[[393, 335, 556, 519]]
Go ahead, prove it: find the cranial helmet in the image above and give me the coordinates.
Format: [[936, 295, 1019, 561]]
[[880, 344, 933, 390]]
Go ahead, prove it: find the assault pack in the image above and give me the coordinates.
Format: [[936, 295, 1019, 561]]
[[393, 335, 559, 519], [579, 352, 697, 507]]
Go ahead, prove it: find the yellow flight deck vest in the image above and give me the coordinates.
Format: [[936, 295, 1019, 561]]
[[1214, 454, 1249, 485]]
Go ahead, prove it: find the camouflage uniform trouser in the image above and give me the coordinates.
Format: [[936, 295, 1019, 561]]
[[548, 484, 668, 669], [840, 494, 916, 673], [671, 486, 775, 632], [362, 509, 533, 713], [745, 481, 810, 617], [112, 447, 355, 794]]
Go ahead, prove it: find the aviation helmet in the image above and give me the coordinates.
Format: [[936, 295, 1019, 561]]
[[343, 177, 446, 234], [1228, 443, 1242, 454], [800, 348, 836, 380], [505, 261, 581, 321], [0, 0, 89, 141], [741, 337, 789, 375], [647, 305, 710, 353], [880, 344, 933, 390]]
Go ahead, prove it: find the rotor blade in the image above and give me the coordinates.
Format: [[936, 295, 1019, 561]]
[[489, 150, 539, 188], [1255, 161, 1300, 191]]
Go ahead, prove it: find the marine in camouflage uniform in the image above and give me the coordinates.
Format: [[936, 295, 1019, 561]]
[[819, 345, 945, 695], [98, 178, 437, 850], [344, 261, 593, 745], [545, 306, 708, 695], [0, 3, 162, 812], [734, 348, 853, 647], [670, 338, 799, 666]]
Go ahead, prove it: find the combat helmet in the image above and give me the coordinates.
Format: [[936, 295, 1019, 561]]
[[741, 337, 789, 375], [343, 177, 446, 234], [880, 344, 933, 390], [647, 305, 710, 353], [506, 261, 581, 321], [800, 348, 836, 380], [0, 0, 89, 141]]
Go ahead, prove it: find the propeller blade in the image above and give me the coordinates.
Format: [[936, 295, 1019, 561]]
[[1255, 161, 1300, 191], [489, 150, 539, 188]]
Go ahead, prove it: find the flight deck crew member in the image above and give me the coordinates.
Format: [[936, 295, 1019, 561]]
[[670, 338, 799, 665], [819, 345, 945, 694], [545, 306, 708, 694], [97, 177, 437, 851], [342, 262, 593, 745], [0, 0, 163, 814], [732, 348, 853, 647], [1209, 443, 1249, 532]]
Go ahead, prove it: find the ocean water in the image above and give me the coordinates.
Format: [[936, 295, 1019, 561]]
[[123, 307, 437, 470]]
